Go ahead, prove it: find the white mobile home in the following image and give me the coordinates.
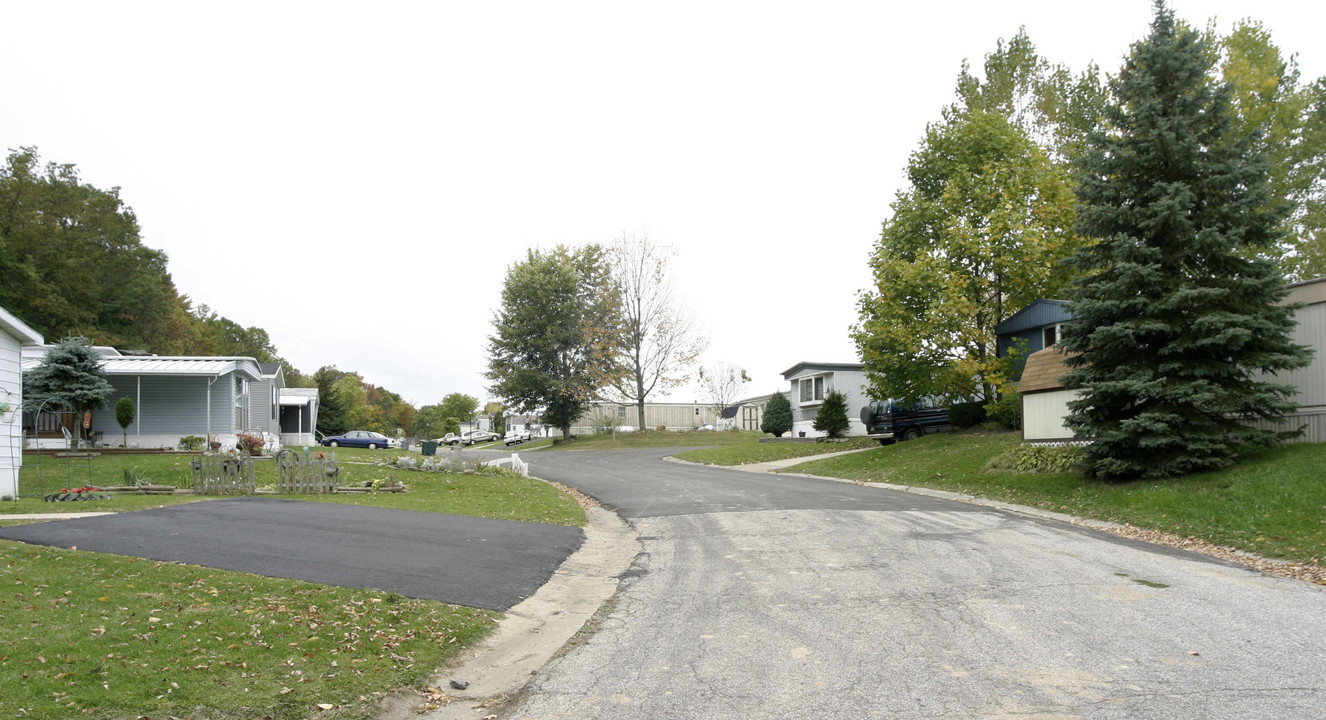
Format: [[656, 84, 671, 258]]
[[781, 361, 873, 438], [22, 349, 265, 450], [279, 387, 320, 447], [1, 307, 44, 499], [1247, 276, 1326, 442]]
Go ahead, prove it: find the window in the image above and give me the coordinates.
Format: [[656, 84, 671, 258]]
[[799, 375, 826, 404], [618, 406, 626, 418], [271, 386, 278, 421], [1043, 324, 1061, 348], [234, 376, 250, 430]]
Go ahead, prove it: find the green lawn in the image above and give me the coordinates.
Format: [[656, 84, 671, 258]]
[[1, 447, 585, 719], [790, 431, 1326, 565], [0, 542, 497, 720], [548, 429, 763, 450], [11, 448, 585, 526], [290, 470, 585, 526], [674, 437, 879, 465]]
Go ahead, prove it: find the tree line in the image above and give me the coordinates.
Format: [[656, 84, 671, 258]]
[[0, 147, 414, 438]]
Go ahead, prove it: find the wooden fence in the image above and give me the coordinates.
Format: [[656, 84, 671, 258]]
[[276, 449, 339, 494], [191, 454, 255, 495]]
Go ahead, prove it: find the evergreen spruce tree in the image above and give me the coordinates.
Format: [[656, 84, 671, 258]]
[[25, 337, 115, 447], [812, 391, 851, 439], [761, 391, 792, 437], [1061, 2, 1311, 479]]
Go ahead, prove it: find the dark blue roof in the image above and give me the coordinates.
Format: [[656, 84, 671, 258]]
[[995, 299, 1074, 335]]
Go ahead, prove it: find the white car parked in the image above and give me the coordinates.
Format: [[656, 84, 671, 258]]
[[504, 428, 532, 445]]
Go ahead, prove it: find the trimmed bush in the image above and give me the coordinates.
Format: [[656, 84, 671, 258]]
[[949, 401, 987, 429], [812, 391, 851, 439]]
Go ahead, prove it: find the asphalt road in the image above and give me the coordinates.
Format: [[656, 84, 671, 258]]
[[508, 447, 1326, 720], [0, 497, 582, 611]]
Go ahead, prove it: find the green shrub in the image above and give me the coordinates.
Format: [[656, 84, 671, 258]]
[[986, 390, 1022, 430], [949, 401, 987, 429], [812, 391, 851, 438], [984, 444, 1083, 474], [178, 435, 205, 452], [762, 391, 792, 437]]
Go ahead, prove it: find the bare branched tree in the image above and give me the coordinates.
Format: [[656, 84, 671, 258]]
[[610, 233, 709, 431], [697, 361, 750, 421]]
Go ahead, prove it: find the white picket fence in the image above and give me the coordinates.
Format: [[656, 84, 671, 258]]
[[485, 453, 529, 476]]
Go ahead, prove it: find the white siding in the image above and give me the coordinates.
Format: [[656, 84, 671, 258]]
[[248, 376, 283, 436], [88, 373, 241, 448], [1023, 390, 1080, 441], [786, 368, 873, 438], [1251, 299, 1326, 443], [1, 332, 21, 497]]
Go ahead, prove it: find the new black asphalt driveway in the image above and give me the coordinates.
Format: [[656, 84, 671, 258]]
[[0, 497, 582, 611]]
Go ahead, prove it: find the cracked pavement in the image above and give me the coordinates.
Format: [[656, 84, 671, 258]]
[[506, 448, 1326, 719]]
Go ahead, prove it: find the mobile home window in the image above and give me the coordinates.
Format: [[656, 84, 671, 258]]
[[618, 406, 626, 418], [1043, 324, 1060, 348], [234, 377, 249, 430], [800, 376, 826, 404]]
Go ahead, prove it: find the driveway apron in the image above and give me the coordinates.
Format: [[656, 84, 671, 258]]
[[510, 448, 1326, 720], [0, 497, 583, 611]]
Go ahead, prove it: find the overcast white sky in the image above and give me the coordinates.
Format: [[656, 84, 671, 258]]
[[3, 1, 1323, 408]]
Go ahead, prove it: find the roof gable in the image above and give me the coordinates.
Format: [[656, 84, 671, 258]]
[[996, 299, 1074, 336], [780, 361, 864, 379], [0, 306, 44, 346], [1018, 347, 1078, 393]]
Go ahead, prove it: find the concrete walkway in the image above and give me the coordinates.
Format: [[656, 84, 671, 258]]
[[718, 445, 877, 473], [0, 511, 116, 521]]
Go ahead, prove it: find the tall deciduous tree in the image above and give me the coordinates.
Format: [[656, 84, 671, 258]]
[[412, 404, 447, 440], [955, 28, 1108, 162], [1214, 20, 1326, 280], [486, 245, 622, 440], [609, 234, 708, 432], [438, 393, 479, 431], [854, 108, 1081, 403], [1061, 3, 1311, 479], [697, 362, 749, 421], [25, 337, 115, 447]]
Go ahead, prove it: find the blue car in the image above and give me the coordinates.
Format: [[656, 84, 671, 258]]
[[321, 430, 397, 449]]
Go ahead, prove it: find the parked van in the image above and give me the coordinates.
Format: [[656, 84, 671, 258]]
[[859, 397, 957, 444]]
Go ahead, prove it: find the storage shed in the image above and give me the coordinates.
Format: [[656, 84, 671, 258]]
[[1017, 347, 1081, 443]]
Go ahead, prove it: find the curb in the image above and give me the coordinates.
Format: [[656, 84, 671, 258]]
[[377, 500, 640, 719], [0, 511, 117, 521]]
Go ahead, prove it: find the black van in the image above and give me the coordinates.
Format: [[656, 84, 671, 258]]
[[859, 397, 954, 444]]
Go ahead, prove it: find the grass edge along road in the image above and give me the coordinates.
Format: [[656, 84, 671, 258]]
[[547, 429, 763, 451], [785, 431, 1326, 571], [9, 448, 586, 527], [0, 542, 498, 720], [2, 449, 588, 718], [674, 437, 879, 465]]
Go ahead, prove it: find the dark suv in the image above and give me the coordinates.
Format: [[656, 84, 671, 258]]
[[859, 397, 954, 444]]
